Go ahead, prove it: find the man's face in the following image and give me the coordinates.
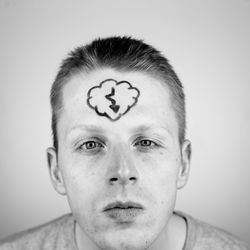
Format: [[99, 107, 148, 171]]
[[48, 68, 190, 250]]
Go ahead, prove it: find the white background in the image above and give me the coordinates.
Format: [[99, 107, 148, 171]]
[[0, 0, 249, 245]]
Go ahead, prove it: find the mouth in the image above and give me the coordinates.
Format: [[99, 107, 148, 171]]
[[103, 201, 144, 222]]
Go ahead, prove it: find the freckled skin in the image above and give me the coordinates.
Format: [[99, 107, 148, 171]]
[[48, 68, 191, 250]]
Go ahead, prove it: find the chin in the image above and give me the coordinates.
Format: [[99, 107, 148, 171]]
[[97, 228, 156, 250]]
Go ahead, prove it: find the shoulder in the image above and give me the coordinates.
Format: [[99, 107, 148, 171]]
[[175, 211, 249, 250], [0, 214, 74, 250]]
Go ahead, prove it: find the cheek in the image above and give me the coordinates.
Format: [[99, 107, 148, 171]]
[[139, 151, 180, 205], [59, 148, 101, 185], [63, 169, 95, 211], [139, 150, 180, 184], [61, 166, 106, 235], [59, 154, 102, 212]]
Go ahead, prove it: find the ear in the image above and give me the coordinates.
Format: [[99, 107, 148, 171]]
[[47, 147, 66, 195], [177, 140, 191, 189]]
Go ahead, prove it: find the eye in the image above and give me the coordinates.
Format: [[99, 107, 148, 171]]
[[78, 140, 104, 151], [134, 139, 157, 149]]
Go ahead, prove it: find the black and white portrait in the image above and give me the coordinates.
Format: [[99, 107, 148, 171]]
[[0, 1, 249, 249]]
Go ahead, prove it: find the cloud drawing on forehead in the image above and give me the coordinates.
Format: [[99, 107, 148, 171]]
[[87, 79, 140, 121]]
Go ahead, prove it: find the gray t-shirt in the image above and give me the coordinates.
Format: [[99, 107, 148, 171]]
[[0, 211, 248, 250]]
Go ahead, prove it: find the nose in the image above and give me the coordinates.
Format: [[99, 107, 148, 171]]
[[107, 147, 139, 186]]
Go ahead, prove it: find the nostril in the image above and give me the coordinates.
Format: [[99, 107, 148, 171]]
[[129, 177, 137, 182], [110, 177, 118, 182]]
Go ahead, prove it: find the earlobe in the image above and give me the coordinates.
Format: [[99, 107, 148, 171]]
[[47, 147, 66, 195], [177, 140, 192, 189]]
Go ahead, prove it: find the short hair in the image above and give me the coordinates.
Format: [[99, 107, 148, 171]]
[[50, 36, 185, 150]]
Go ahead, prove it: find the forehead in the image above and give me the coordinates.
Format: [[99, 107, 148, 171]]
[[59, 68, 178, 136]]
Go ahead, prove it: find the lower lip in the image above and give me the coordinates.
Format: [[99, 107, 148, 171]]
[[104, 208, 143, 222]]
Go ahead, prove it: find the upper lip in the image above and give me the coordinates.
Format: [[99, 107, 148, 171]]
[[103, 201, 144, 211]]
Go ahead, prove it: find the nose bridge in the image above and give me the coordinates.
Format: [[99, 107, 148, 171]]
[[107, 144, 138, 185]]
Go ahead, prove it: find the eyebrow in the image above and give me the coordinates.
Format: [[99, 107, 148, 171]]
[[67, 123, 172, 139], [130, 124, 173, 138], [67, 124, 105, 137]]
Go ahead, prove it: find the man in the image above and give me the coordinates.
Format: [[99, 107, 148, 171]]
[[0, 36, 248, 250]]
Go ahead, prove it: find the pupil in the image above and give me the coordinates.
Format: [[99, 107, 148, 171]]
[[142, 140, 150, 146], [87, 142, 95, 148]]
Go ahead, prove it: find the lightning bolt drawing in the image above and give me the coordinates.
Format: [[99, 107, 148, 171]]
[[105, 87, 120, 113], [87, 79, 140, 121]]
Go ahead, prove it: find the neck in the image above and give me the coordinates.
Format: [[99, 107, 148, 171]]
[[75, 223, 100, 250], [147, 212, 187, 250]]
